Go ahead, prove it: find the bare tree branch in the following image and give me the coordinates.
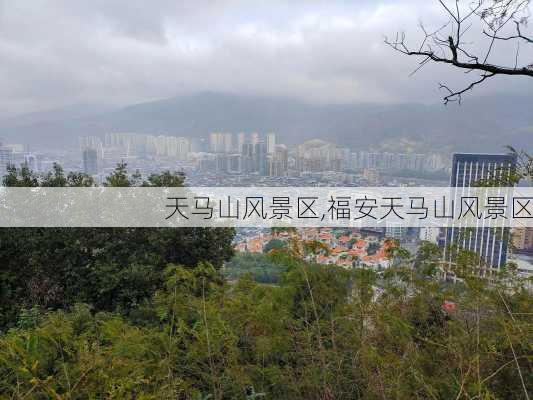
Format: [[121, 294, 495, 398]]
[[439, 72, 496, 104], [484, 20, 533, 42], [385, 0, 532, 103]]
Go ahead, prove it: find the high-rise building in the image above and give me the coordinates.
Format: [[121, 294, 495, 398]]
[[254, 141, 268, 176], [268, 144, 288, 177], [3, 144, 29, 168], [266, 132, 276, 154], [241, 142, 255, 173], [419, 227, 440, 244], [350, 151, 446, 172], [513, 228, 533, 253], [190, 137, 208, 153], [223, 133, 233, 153], [297, 139, 346, 172], [0, 145, 12, 176], [209, 132, 224, 153], [209, 132, 233, 153], [237, 133, 246, 153], [228, 154, 243, 174], [444, 153, 516, 270], [83, 148, 98, 175], [362, 168, 380, 185], [215, 153, 228, 173], [24, 153, 43, 173], [250, 132, 260, 146], [79, 136, 104, 158], [386, 225, 408, 240], [152, 136, 190, 159]]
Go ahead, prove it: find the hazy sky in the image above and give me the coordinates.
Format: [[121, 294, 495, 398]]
[[0, 0, 532, 116]]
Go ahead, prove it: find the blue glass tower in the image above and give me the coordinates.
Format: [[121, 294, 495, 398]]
[[444, 153, 516, 270]]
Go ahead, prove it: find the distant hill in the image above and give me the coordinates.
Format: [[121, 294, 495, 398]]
[[0, 91, 531, 153]]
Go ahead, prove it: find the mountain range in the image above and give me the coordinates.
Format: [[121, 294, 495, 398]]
[[0, 91, 531, 153]]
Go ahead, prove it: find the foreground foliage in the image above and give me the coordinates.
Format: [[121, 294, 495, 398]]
[[1, 257, 531, 399], [0, 163, 235, 329]]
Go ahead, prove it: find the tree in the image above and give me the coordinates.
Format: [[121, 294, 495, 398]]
[[2, 164, 39, 187], [0, 163, 234, 328], [414, 241, 442, 277], [143, 170, 186, 187], [263, 238, 287, 253], [224, 252, 286, 283], [66, 171, 95, 187], [40, 162, 96, 187], [507, 145, 533, 182], [104, 161, 131, 187], [386, 0, 532, 104], [41, 163, 68, 187]]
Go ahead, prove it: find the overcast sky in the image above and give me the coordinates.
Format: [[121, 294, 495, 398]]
[[0, 0, 531, 117]]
